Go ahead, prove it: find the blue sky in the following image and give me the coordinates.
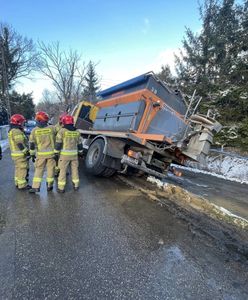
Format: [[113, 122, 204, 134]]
[[1, 0, 203, 103]]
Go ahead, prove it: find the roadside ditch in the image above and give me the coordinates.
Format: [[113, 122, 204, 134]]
[[117, 174, 248, 262]]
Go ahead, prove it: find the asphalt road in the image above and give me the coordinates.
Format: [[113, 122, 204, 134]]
[[0, 150, 248, 299]]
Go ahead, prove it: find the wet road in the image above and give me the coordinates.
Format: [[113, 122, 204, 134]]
[[0, 151, 248, 299]]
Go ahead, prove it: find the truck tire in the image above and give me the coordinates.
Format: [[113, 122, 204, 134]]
[[85, 138, 116, 177], [85, 139, 106, 175]]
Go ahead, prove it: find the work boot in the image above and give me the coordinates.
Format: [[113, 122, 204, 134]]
[[18, 185, 32, 191], [29, 188, 40, 193], [57, 188, 65, 193], [73, 186, 79, 191], [46, 183, 53, 192]]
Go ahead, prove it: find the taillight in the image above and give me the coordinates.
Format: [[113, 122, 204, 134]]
[[127, 150, 141, 160]]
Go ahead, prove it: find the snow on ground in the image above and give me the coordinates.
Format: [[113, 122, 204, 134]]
[[0, 125, 9, 152], [0, 139, 9, 152], [172, 164, 248, 185], [172, 152, 248, 185], [147, 176, 165, 189]]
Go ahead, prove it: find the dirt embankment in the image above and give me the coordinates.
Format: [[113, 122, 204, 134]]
[[118, 175, 248, 261]]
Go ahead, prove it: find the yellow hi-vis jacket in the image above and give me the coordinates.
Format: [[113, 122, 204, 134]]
[[54, 122, 62, 135], [29, 126, 55, 158], [54, 127, 81, 160], [8, 128, 28, 159]]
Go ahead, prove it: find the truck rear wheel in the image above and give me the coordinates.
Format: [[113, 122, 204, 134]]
[[85, 138, 116, 177]]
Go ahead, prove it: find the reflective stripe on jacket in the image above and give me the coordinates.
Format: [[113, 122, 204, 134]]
[[29, 126, 55, 158], [8, 128, 28, 158]]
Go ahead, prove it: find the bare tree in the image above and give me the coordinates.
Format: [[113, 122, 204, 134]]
[[38, 41, 86, 106], [36, 89, 62, 124]]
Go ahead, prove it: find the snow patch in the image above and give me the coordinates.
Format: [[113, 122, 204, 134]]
[[172, 164, 248, 185], [147, 176, 166, 189], [0, 139, 9, 152], [172, 152, 248, 185]]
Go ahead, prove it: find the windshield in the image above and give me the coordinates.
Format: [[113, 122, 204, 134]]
[[25, 121, 36, 127]]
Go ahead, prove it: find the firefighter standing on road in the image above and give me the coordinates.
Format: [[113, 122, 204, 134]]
[[0, 145, 2, 160], [8, 114, 31, 190], [29, 111, 56, 193], [54, 115, 83, 193], [54, 113, 67, 177]]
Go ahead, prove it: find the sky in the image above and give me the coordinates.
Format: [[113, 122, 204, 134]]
[[1, 0, 203, 103]]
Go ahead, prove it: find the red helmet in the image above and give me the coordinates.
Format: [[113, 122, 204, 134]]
[[10, 114, 26, 126], [35, 111, 49, 122], [62, 115, 74, 125], [59, 112, 67, 124]]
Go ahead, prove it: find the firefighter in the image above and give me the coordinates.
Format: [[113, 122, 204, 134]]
[[29, 111, 56, 193], [8, 114, 31, 190], [0, 145, 2, 160], [54, 115, 83, 193], [54, 112, 67, 177]]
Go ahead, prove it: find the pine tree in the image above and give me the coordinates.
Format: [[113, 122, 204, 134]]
[[175, 0, 248, 118], [173, 0, 248, 149], [157, 64, 176, 87], [82, 61, 100, 103], [175, 0, 219, 110], [0, 23, 38, 114], [0, 102, 8, 125], [9, 91, 35, 119]]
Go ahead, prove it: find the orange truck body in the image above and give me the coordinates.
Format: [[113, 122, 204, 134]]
[[73, 72, 221, 178]]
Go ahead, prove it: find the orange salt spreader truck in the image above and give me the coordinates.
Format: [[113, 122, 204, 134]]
[[72, 72, 221, 178]]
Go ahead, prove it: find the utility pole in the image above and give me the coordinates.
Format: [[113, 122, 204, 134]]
[[0, 36, 11, 118]]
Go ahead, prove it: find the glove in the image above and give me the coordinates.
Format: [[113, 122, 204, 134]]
[[78, 151, 84, 158], [31, 155, 36, 163], [54, 153, 59, 163], [25, 150, 31, 160]]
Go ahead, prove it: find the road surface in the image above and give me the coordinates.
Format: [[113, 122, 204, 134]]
[[167, 168, 248, 220], [0, 150, 248, 299]]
